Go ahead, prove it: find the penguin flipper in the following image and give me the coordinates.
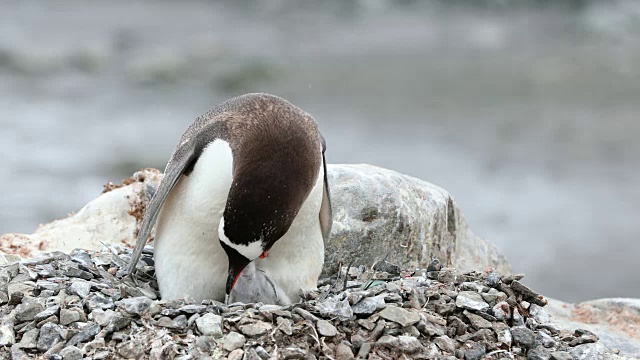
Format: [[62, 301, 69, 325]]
[[319, 153, 333, 244], [127, 144, 196, 275]]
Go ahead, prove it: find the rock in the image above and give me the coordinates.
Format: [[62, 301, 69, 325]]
[[228, 349, 244, 360], [67, 322, 100, 346], [462, 341, 485, 360], [545, 297, 640, 357], [492, 301, 511, 321], [239, 321, 273, 337], [280, 347, 305, 359], [276, 317, 293, 335], [0, 169, 162, 257], [14, 301, 44, 322], [317, 297, 353, 320], [34, 305, 60, 322], [550, 351, 572, 360], [195, 313, 223, 338], [116, 296, 154, 316], [0, 320, 15, 346], [37, 323, 64, 352], [60, 308, 81, 325], [511, 327, 536, 349], [456, 291, 489, 311], [59, 346, 83, 360], [335, 341, 355, 360], [69, 280, 91, 299], [377, 306, 420, 327], [351, 296, 385, 316], [528, 346, 551, 360], [316, 319, 337, 337], [434, 335, 456, 353], [83, 293, 114, 311], [324, 164, 510, 276], [18, 328, 39, 349], [463, 310, 492, 329], [223, 331, 246, 352], [376, 335, 423, 353]]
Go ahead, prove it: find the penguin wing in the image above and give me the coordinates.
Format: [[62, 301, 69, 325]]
[[126, 143, 197, 275], [319, 138, 333, 244]]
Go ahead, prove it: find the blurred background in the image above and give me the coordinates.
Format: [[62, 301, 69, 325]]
[[1, 0, 639, 303]]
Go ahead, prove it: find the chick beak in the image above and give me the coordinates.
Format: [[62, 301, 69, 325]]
[[220, 242, 251, 295]]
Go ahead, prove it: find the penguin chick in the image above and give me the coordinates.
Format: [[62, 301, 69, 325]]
[[127, 93, 332, 304], [229, 261, 286, 305]]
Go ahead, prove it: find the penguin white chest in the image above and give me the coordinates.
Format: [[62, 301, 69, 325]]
[[153, 140, 233, 302]]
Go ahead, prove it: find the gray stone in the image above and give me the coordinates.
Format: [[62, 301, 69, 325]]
[[228, 349, 244, 360], [14, 301, 44, 322], [463, 341, 485, 360], [67, 322, 100, 346], [116, 296, 154, 316], [377, 306, 420, 327], [280, 347, 305, 359], [550, 351, 572, 360], [18, 328, 39, 349], [37, 322, 63, 352], [529, 304, 551, 324], [277, 317, 293, 335], [34, 305, 60, 322], [195, 313, 223, 338], [69, 280, 91, 299], [317, 297, 353, 320], [463, 310, 492, 329], [527, 346, 551, 360], [536, 331, 556, 348], [0, 320, 15, 346], [59, 308, 81, 325], [511, 327, 536, 349], [59, 346, 83, 360], [351, 296, 384, 316], [512, 308, 525, 326], [434, 335, 456, 354], [569, 342, 610, 360], [376, 335, 423, 353], [323, 164, 510, 276], [335, 341, 355, 360], [456, 291, 489, 311], [223, 331, 246, 352], [492, 301, 511, 320], [316, 320, 337, 337], [83, 293, 114, 311], [239, 321, 273, 337]]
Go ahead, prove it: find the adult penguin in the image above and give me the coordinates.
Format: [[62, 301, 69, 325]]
[[127, 93, 332, 304]]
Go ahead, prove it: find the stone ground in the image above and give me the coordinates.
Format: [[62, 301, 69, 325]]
[[0, 246, 631, 359]]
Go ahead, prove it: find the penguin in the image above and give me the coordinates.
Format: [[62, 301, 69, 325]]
[[127, 93, 332, 304]]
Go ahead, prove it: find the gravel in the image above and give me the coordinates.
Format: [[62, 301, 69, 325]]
[[0, 246, 621, 359]]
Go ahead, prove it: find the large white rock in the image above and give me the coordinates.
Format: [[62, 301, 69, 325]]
[[0, 168, 162, 263], [546, 297, 640, 358], [325, 164, 510, 275]]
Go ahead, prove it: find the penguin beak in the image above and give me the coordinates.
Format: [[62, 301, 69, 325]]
[[220, 242, 251, 295]]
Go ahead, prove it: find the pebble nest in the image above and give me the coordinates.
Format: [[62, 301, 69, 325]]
[[0, 246, 607, 360]]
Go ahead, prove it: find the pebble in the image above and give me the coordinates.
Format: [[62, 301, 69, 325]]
[[377, 305, 420, 327], [195, 313, 223, 338], [37, 322, 63, 352], [455, 291, 490, 311], [223, 331, 246, 351], [0, 247, 620, 360], [60, 308, 81, 325], [14, 301, 44, 322], [512, 326, 536, 349], [239, 321, 273, 337], [316, 319, 338, 337], [351, 295, 384, 316], [59, 346, 83, 360]]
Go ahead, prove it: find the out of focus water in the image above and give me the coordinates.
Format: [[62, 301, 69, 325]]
[[1, 1, 639, 302]]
